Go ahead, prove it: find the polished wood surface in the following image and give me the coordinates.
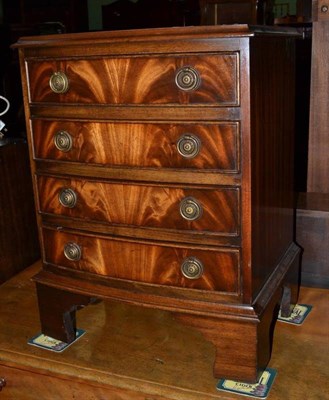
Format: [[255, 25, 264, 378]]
[[249, 36, 296, 298], [32, 242, 299, 382], [37, 176, 239, 235], [32, 120, 239, 171], [42, 227, 239, 292], [27, 54, 238, 105], [16, 26, 300, 382], [0, 262, 327, 399]]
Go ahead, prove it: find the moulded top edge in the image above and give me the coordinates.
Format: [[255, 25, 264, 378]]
[[12, 24, 301, 49]]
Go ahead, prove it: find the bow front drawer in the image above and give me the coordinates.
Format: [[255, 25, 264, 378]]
[[32, 120, 240, 172], [37, 176, 240, 237], [27, 54, 239, 105], [43, 228, 240, 293]]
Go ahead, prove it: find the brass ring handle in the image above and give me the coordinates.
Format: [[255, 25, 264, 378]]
[[179, 197, 203, 221], [58, 188, 77, 208], [49, 71, 69, 94], [177, 134, 201, 158], [54, 130, 73, 152], [175, 66, 201, 91], [64, 242, 82, 261], [181, 257, 204, 279], [0, 377, 6, 391]]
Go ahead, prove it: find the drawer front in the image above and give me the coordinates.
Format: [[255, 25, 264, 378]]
[[43, 229, 240, 292], [27, 54, 239, 105], [32, 120, 240, 172], [37, 176, 240, 236]]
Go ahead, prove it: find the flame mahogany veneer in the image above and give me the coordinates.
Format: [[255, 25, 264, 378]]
[[15, 25, 301, 383]]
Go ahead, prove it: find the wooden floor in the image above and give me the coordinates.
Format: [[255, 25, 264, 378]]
[[0, 261, 328, 399]]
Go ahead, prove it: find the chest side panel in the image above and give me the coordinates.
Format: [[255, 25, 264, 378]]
[[250, 37, 296, 299]]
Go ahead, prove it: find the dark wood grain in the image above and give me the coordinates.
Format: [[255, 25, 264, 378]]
[[35, 237, 299, 383], [27, 54, 238, 105], [36, 283, 93, 343], [30, 104, 241, 121], [199, 0, 266, 25], [35, 159, 241, 186], [32, 120, 240, 171], [176, 313, 259, 382], [16, 26, 300, 382], [249, 36, 297, 299], [37, 176, 240, 236], [42, 227, 240, 292], [307, 21, 329, 192]]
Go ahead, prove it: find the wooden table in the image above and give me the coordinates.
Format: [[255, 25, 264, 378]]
[[0, 262, 328, 399]]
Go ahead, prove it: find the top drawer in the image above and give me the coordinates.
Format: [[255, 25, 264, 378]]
[[27, 53, 239, 106]]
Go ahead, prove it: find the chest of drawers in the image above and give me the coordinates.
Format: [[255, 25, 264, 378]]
[[15, 25, 301, 383]]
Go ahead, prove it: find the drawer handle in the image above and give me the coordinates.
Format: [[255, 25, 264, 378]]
[[0, 377, 6, 391], [64, 242, 82, 261], [49, 71, 69, 94], [59, 188, 77, 208], [175, 66, 201, 91], [177, 134, 201, 158], [180, 197, 203, 221], [54, 130, 73, 152], [181, 257, 204, 279]]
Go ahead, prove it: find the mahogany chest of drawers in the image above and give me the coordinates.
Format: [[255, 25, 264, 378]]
[[15, 25, 301, 383]]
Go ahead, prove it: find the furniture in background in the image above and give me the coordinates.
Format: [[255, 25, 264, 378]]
[[199, 0, 274, 25], [274, 0, 312, 24], [0, 138, 40, 284], [1, 0, 88, 34], [0, 0, 89, 284], [277, 0, 329, 289], [274, 1, 312, 194], [295, 0, 329, 288], [102, 0, 201, 30], [15, 25, 300, 383], [296, 193, 329, 287], [307, 0, 329, 193]]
